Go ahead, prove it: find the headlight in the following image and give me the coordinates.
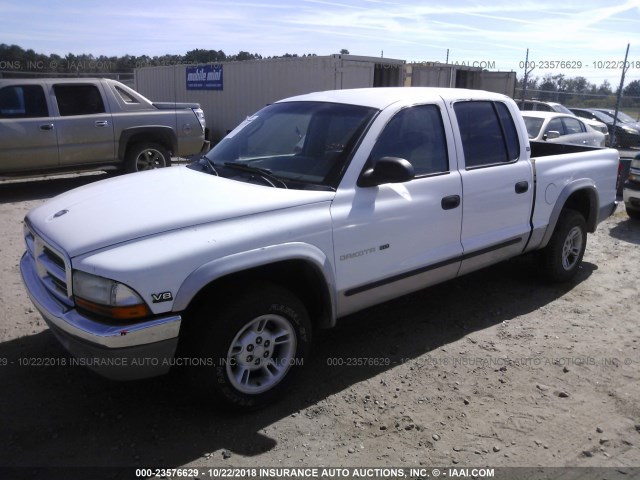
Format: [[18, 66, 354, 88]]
[[631, 159, 640, 169], [72, 271, 151, 320]]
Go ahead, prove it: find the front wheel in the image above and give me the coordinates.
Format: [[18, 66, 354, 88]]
[[539, 209, 587, 282], [187, 283, 312, 409], [125, 142, 171, 173]]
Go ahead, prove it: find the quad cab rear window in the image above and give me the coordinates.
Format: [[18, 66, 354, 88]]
[[454, 101, 520, 168]]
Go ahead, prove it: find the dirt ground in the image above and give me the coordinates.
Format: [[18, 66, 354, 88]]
[[0, 172, 639, 479]]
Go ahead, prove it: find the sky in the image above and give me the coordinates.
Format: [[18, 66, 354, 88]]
[[1, 0, 639, 88]]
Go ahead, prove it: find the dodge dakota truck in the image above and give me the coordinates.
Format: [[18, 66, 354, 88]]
[[0, 78, 207, 176], [20, 88, 618, 409]]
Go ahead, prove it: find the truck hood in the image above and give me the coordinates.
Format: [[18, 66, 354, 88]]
[[26, 167, 334, 257]]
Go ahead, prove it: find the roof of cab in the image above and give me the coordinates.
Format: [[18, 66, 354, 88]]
[[277, 87, 511, 110], [0, 77, 112, 86]]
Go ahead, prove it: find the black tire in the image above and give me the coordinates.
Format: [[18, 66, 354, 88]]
[[539, 209, 587, 282], [627, 208, 640, 220], [187, 283, 312, 410], [125, 142, 171, 173]]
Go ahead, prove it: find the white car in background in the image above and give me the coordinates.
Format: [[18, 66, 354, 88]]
[[520, 100, 610, 144], [522, 111, 606, 147]]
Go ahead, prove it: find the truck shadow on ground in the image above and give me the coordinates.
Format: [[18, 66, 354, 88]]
[[0, 257, 595, 475], [0, 173, 113, 204], [609, 216, 640, 245]]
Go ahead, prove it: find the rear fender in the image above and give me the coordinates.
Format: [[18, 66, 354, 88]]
[[540, 180, 599, 248]]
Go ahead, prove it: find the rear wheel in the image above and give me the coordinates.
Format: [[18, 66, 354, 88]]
[[539, 209, 587, 282], [125, 142, 171, 173], [187, 283, 312, 409]]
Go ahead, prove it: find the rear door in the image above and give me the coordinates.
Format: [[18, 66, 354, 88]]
[[0, 83, 59, 173], [52, 82, 115, 166], [450, 100, 534, 275]]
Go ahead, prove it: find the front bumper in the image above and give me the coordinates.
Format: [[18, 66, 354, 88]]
[[20, 253, 181, 380], [623, 178, 640, 212], [618, 131, 640, 148]]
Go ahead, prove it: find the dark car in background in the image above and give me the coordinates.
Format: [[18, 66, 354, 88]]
[[623, 154, 640, 220], [570, 108, 640, 148]]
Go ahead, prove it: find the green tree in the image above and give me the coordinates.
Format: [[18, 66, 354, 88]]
[[565, 76, 589, 94], [597, 80, 612, 95], [184, 49, 226, 64], [623, 80, 640, 97]]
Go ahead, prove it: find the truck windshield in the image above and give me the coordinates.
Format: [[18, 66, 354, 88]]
[[204, 101, 377, 190]]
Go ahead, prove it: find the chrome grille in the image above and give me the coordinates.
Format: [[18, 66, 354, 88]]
[[24, 222, 74, 307]]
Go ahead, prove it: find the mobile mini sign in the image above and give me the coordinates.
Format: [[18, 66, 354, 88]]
[[186, 65, 223, 90]]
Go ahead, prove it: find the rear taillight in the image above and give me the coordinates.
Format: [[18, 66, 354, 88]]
[[193, 108, 206, 132]]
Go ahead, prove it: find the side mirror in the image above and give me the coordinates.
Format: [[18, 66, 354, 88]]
[[544, 130, 561, 140], [358, 157, 415, 187]]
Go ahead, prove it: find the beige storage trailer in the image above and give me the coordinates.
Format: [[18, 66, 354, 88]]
[[405, 63, 516, 97], [135, 54, 405, 141]]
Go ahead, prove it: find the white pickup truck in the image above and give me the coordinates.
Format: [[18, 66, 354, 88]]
[[20, 88, 618, 409]]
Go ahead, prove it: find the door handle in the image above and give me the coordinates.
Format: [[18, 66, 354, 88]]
[[39, 124, 54, 131], [515, 181, 529, 194], [441, 195, 460, 210], [94, 120, 109, 127]]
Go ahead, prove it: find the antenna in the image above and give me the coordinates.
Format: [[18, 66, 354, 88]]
[[520, 48, 535, 107], [610, 43, 630, 147]]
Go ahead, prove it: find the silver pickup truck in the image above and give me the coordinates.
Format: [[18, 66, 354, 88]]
[[0, 78, 207, 176]]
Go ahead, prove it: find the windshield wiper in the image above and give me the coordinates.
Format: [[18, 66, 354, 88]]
[[202, 156, 219, 176], [223, 162, 288, 189]]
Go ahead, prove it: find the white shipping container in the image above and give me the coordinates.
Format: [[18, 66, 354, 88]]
[[407, 63, 516, 97], [135, 55, 405, 141]]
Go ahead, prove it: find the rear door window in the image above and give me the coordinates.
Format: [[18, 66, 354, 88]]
[[495, 103, 520, 161], [54, 84, 105, 116], [454, 101, 520, 168]]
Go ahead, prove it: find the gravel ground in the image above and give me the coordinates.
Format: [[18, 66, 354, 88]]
[[0, 173, 638, 479]]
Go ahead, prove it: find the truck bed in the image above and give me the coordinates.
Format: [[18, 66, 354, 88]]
[[528, 142, 619, 252], [530, 140, 603, 157]]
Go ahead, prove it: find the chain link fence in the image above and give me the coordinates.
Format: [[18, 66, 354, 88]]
[[515, 88, 640, 120]]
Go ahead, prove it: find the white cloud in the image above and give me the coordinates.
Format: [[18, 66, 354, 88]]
[[0, 0, 638, 83]]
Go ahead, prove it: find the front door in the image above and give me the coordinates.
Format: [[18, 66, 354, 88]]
[[331, 102, 463, 316], [0, 83, 59, 173]]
